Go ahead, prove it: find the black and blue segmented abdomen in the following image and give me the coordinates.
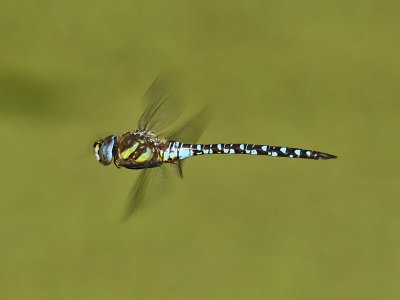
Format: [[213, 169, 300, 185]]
[[162, 142, 337, 162]]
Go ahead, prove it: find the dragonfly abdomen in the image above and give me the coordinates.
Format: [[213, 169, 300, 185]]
[[162, 142, 337, 162]]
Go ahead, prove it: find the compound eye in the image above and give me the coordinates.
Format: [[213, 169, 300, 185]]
[[99, 136, 116, 165]]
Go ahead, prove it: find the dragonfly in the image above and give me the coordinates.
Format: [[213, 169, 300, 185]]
[[94, 76, 337, 218]]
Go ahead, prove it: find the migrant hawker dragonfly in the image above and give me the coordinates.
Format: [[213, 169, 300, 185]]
[[94, 76, 337, 218]]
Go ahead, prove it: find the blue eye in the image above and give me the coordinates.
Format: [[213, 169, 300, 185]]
[[95, 136, 116, 165]]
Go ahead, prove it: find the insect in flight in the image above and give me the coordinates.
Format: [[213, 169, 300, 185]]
[[94, 76, 337, 218]]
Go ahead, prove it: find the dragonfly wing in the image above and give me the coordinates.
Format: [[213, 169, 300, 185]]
[[166, 106, 212, 178], [138, 74, 185, 133], [167, 106, 212, 144], [124, 168, 160, 219], [123, 165, 175, 220], [125, 76, 211, 217]]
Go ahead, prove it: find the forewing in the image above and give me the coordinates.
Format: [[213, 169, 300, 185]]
[[138, 75, 184, 132]]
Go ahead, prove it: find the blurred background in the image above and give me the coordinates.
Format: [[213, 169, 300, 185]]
[[1, 1, 399, 299]]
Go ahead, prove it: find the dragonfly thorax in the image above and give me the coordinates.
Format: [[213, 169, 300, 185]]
[[93, 135, 117, 166], [113, 130, 168, 169]]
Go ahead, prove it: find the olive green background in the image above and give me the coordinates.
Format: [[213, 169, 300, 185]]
[[1, 1, 399, 299]]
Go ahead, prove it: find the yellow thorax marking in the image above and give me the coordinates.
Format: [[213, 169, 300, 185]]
[[135, 147, 153, 163], [120, 142, 139, 159]]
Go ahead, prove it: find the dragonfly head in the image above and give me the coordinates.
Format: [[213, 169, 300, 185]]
[[93, 135, 117, 166]]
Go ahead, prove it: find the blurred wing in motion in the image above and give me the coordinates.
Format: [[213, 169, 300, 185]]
[[125, 76, 211, 219], [167, 106, 212, 144], [124, 167, 166, 219], [138, 74, 185, 133], [167, 106, 212, 178]]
